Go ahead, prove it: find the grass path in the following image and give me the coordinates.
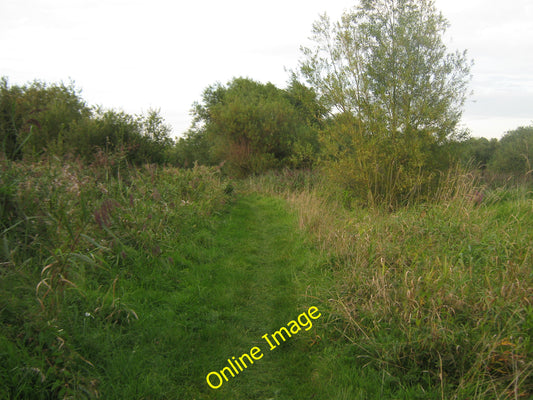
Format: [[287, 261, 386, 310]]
[[93, 194, 331, 399], [188, 194, 326, 399]]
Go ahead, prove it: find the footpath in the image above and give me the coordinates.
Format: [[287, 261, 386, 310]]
[[191, 194, 327, 399]]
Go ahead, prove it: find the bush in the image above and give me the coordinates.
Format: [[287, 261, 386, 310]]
[[0, 77, 174, 165], [187, 77, 325, 176], [489, 125, 533, 177], [319, 112, 450, 209], [0, 77, 90, 159]]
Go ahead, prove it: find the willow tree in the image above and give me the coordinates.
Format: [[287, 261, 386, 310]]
[[299, 0, 472, 207]]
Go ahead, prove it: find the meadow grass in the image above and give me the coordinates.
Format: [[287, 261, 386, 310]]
[[1, 157, 531, 399], [1, 158, 333, 399], [247, 169, 532, 399]]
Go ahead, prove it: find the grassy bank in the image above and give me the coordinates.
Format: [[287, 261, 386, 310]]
[[247, 170, 532, 399], [1, 158, 333, 398], [1, 158, 532, 399]]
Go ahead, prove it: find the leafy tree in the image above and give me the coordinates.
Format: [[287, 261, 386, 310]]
[[455, 137, 498, 170], [285, 80, 327, 168], [298, 0, 472, 207], [171, 128, 213, 168], [489, 125, 533, 176], [0, 78, 90, 159], [190, 77, 324, 175], [137, 109, 174, 164]]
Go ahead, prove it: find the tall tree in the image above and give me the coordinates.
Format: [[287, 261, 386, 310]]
[[298, 0, 472, 207], [189, 77, 324, 175]]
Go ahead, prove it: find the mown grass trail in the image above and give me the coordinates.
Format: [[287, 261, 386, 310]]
[[187, 194, 326, 399], [90, 194, 330, 399]]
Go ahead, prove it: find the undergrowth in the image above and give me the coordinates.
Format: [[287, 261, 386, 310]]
[[246, 169, 533, 399], [2, 155, 531, 398], [0, 154, 232, 398]]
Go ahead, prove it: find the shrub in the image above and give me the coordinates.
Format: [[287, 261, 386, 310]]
[[489, 125, 533, 177], [0, 77, 174, 165]]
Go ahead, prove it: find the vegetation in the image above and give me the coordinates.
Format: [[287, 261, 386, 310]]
[[452, 126, 533, 187], [2, 154, 530, 398], [297, 0, 472, 207], [1, 75, 529, 196], [247, 169, 532, 399], [489, 126, 533, 176], [0, 78, 173, 164], [0, 155, 234, 398], [179, 77, 325, 176], [1, 0, 532, 398]]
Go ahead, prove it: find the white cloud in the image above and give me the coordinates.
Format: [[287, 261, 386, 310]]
[[1, 0, 531, 139], [436, 0, 533, 137]]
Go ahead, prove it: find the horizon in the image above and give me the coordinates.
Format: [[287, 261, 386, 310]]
[[1, 0, 532, 139]]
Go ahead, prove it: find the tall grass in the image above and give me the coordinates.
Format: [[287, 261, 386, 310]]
[[0, 153, 232, 398], [247, 168, 533, 398], [2, 155, 531, 398]]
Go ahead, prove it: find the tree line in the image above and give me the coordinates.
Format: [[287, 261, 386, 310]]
[[0, 78, 173, 164], [2, 76, 529, 173], [2, 0, 532, 206]]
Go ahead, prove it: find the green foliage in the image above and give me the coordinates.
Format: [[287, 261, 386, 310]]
[[454, 137, 499, 170], [449, 127, 533, 186], [490, 125, 533, 176], [298, 0, 472, 207], [285, 80, 326, 168], [319, 112, 446, 208], [0, 77, 91, 159], [0, 77, 174, 164], [0, 156, 233, 398], [69, 108, 173, 164], [2, 153, 532, 398], [250, 170, 533, 398], [171, 127, 214, 168], [187, 77, 325, 176]]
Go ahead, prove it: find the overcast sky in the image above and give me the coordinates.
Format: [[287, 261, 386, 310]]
[[1, 0, 532, 139]]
